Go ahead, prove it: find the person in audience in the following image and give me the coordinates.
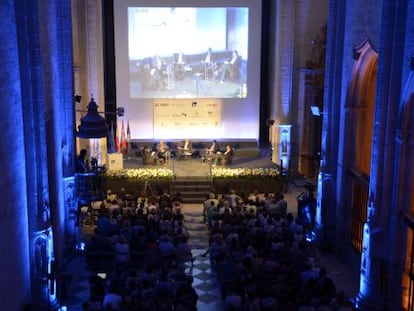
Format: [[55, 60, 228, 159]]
[[203, 193, 219, 222], [175, 238, 194, 265], [102, 281, 123, 310], [114, 236, 129, 264], [205, 200, 217, 227], [153, 270, 175, 309], [174, 277, 198, 310], [106, 189, 117, 203], [223, 284, 243, 310], [208, 233, 227, 267], [158, 234, 176, 259], [171, 191, 184, 203]]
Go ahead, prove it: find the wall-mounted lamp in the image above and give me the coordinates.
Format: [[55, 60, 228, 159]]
[[76, 97, 108, 138], [116, 107, 125, 117], [310, 106, 324, 117]]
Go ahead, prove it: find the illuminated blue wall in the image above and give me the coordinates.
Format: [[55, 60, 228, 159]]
[[0, 1, 74, 309], [0, 1, 32, 309]]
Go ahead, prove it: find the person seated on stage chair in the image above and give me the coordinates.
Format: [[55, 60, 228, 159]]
[[201, 47, 213, 65], [215, 144, 234, 166], [177, 139, 193, 160], [201, 47, 216, 80], [142, 145, 156, 165], [174, 51, 189, 80], [208, 139, 220, 154], [155, 139, 170, 164], [150, 52, 165, 89], [202, 140, 220, 163], [214, 50, 240, 83]]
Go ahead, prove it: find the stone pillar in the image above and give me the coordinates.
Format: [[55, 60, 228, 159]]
[[0, 2, 32, 309], [73, 0, 107, 164], [270, 1, 295, 168], [356, 0, 408, 308], [315, 0, 345, 248], [356, 203, 385, 309], [37, 0, 74, 267]]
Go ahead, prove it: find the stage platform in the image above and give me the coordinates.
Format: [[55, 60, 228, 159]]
[[119, 153, 280, 202], [128, 138, 261, 158], [123, 151, 276, 174]]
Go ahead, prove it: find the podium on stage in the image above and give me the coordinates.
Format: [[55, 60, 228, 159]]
[[106, 153, 123, 170]]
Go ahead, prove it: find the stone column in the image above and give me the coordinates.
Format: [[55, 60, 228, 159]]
[[270, 1, 295, 167], [85, 0, 107, 165], [315, 0, 345, 249], [357, 0, 408, 308], [37, 0, 74, 275], [0, 2, 32, 310]]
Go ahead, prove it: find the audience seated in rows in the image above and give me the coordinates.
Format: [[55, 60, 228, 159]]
[[200, 187, 354, 310], [83, 187, 197, 310], [82, 185, 353, 311]]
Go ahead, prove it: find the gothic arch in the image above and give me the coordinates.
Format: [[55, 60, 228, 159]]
[[347, 39, 378, 175]]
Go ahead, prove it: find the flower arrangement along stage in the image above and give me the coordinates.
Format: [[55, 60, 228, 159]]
[[210, 167, 284, 193], [105, 167, 174, 195], [105, 167, 283, 195], [105, 167, 174, 180], [210, 167, 281, 179]]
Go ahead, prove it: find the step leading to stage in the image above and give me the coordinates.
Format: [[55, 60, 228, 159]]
[[171, 179, 213, 204]]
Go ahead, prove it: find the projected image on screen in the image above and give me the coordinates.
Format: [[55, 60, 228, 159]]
[[128, 7, 248, 99]]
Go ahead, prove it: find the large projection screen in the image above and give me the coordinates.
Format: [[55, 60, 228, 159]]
[[113, 0, 262, 140]]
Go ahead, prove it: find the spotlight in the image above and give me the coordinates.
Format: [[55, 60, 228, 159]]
[[75, 241, 86, 252]]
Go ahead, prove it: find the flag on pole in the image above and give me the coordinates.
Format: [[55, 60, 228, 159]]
[[115, 122, 120, 153], [108, 122, 116, 153], [126, 120, 131, 154], [120, 120, 127, 154], [127, 120, 131, 142]]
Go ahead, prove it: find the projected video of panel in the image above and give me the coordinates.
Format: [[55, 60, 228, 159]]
[[128, 7, 248, 99]]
